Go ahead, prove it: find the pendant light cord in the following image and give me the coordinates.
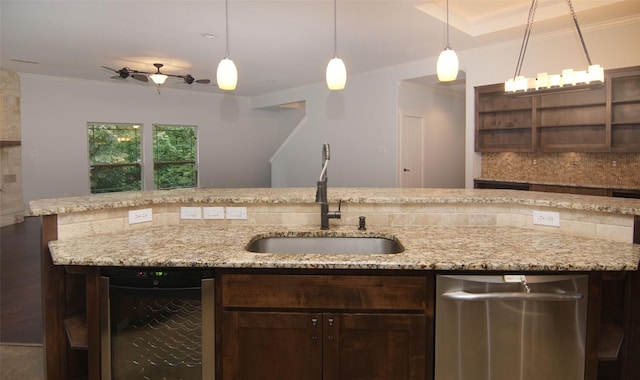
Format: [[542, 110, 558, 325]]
[[333, 0, 338, 57], [514, 0, 593, 79], [445, 0, 450, 49], [567, 0, 592, 65], [225, 0, 230, 59], [513, 0, 537, 79]]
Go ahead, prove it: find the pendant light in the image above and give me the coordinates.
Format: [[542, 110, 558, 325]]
[[217, 0, 237, 91], [326, 0, 346, 90], [436, 0, 459, 82]]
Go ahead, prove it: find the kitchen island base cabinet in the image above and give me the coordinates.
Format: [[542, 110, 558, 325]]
[[218, 270, 432, 380], [222, 312, 425, 380]]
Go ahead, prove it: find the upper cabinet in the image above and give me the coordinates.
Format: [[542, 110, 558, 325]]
[[610, 67, 640, 152], [475, 66, 640, 153], [475, 84, 534, 152]]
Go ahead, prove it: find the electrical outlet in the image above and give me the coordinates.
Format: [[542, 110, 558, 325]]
[[180, 207, 202, 220], [533, 210, 560, 227], [128, 208, 152, 224], [226, 207, 247, 220], [203, 207, 225, 220]]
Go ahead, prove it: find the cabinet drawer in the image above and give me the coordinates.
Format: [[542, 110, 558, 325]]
[[222, 274, 427, 311]]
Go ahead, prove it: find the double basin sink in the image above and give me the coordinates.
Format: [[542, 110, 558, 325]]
[[247, 235, 403, 255]]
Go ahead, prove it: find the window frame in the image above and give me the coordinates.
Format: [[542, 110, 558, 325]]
[[87, 122, 143, 194], [152, 124, 199, 190]]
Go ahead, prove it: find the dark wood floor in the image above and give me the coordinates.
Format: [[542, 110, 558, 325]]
[[0, 216, 43, 344]]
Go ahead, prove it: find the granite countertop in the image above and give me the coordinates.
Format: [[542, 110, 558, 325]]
[[36, 188, 640, 271], [29, 187, 640, 215], [48, 224, 640, 271]]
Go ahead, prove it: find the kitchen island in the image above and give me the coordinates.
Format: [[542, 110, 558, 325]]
[[31, 188, 640, 380]]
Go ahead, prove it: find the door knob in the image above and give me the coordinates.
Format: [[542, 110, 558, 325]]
[[403, 168, 410, 172]]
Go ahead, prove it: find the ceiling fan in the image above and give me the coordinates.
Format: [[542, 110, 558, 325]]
[[102, 63, 212, 85]]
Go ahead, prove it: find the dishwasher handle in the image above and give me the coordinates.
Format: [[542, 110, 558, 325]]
[[442, 290, 583, 302]]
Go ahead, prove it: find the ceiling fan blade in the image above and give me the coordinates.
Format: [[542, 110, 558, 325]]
[[195, 79, 211, 84], [131, 73, 148, 82], [102, 65, 133, 79], [101, 65, 118, 73], [110, 75, 126, 80]]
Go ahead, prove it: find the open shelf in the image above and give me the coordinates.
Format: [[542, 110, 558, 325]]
[[475, 65, 640, 152], [598, 324, 624, 362], [64, 315, 89, 350], [478, 107, 531, 114]]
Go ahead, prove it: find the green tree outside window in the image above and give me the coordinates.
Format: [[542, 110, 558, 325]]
[[153, 125, 198, 190], [88, 123, 142, 193]]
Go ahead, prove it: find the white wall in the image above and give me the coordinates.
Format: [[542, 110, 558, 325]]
[[254, 72, 401, 188], [19, 19, 640, 204], [20, 75, 290, 204], [256, 19, 640, 189], [398, 81, 465, 188]]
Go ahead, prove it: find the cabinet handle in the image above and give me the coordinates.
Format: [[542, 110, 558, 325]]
[[311, 318, 318, 341], [327, 318, 334, 341]]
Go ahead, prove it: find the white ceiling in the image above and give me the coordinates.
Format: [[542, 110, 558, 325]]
[[1, 0, 638, 96]]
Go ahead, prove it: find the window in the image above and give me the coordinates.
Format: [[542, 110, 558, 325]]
[[153, 125, 198, 190], [88, 123, 142, 193]]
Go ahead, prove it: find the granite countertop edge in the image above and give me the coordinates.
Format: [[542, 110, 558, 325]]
[[29, 188, 640, 216], [48, 225, 640, 272]]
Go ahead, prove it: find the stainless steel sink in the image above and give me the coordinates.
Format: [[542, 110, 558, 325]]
[[246, 236, 403, 255]]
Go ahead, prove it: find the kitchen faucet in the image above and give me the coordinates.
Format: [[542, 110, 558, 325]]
[[315, 143, 341, 230]]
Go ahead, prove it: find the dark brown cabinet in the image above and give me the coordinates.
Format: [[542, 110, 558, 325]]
[[475, 65, 640, 153], [474, 179, 640, 198], [218, 270, 432, 380], [529, 184, 609, 196], [610, 67, 640, 152], [536, 85, 607, 152], [475, 84, 535, 152], [222, 311, 425, 380]]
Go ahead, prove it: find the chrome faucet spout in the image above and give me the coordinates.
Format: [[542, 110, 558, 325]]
[[319, 142, 330, 182], [316, 143, 340, 229]]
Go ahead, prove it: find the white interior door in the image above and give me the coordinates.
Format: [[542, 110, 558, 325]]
[[399, 114, 424, 188]]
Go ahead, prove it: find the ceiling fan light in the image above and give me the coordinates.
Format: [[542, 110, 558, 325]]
[[149, 73, 168, 85], [437, 48, 459, 82], [217, 58, 238, 91], [326, 57, 346, 90]]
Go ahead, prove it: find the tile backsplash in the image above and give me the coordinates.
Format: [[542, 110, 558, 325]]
[[481, 152, 640, 189]]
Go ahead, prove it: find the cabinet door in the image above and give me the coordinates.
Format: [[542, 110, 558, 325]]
[[222, 311, 322, 380], [323, 313, 426, 380]]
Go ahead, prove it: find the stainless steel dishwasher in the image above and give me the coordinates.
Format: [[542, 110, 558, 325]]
[[435, 274, 588, 380]]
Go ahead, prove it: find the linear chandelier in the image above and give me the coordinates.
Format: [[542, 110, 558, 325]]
[[504, 0, 604, 96]]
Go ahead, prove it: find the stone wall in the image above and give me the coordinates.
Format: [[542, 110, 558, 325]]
[[1, 70, 24, 226], [481, 152, 640, 189]]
